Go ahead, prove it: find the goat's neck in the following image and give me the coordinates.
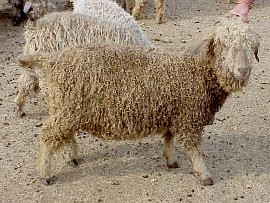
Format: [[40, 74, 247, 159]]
[[198, 55, 230, 115]]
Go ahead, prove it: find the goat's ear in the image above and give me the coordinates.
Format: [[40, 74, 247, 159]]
[[23, 2, 32, 14], [252, 40, 260, 62], [253, 46, 259, 62], [189, 35, 215, 56]]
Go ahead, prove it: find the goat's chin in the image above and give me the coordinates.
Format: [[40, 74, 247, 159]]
[[216, 71, 249, 92], [214, 64, 250, 92]]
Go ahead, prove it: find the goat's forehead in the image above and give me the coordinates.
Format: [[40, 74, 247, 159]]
[[214, 21, 254, 47]]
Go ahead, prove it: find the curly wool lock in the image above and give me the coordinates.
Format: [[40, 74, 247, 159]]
[[15, 11, 154, 117]]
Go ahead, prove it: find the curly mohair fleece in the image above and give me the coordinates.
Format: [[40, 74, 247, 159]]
[[15, 11, 154, 117], [73, 0, 153, 47], [23, 11, 153, 52], [22, 18, 258, 146], [19, 17, 259, 186]]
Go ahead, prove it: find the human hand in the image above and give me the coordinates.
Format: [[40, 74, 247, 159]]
[[229, 3, 250, 23]]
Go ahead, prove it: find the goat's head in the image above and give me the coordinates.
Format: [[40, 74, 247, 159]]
[[23, 0, 56, 21], [191, 17, 260, 92], [9, 0, 26, 26]]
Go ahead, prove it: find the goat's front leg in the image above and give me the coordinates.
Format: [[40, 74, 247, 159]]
[[177, 131, 213, 186], [187, 147, 213, 186]]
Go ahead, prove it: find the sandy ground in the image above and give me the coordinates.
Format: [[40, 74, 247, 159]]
[[0, 0, 270, 202]]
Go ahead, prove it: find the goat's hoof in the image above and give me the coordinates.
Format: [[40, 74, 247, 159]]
[[156, 19, 162, 24], [42, 178, 52, 186], [19, 112, 26, 118], [16, 109, 25, 118], [167, 161, 180, 168], [201, 177, 214, 186], [69, 159, 79, 167], [131, 13, 139, 20]]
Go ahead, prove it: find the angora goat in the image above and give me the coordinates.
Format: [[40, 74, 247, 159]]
[[18, 17, 259, 186]]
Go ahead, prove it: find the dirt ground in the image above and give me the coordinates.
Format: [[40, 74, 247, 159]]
[[0, 0, 270, 202]]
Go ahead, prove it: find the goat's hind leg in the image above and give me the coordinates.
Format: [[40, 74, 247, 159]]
[[15, 72, 39, 117], [67, 136, 80, 167], [132, 0, 148, 19], [37, 115, 76, 185], [163, 131, 179, 168], [37, 141, 54, 186], [125, 0, 135, 14], [154, 0, 165, 24], [15, 89, 27, 118]]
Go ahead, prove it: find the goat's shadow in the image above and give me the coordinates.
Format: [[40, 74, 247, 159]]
[[54, 132, 270, 185]]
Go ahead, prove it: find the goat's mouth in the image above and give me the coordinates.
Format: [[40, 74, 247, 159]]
[[234, 75, 250, 83], [234, 68, 251, 81], [214, 63, 251, 92], [221, 77, 248, 92], [216, 68, 249, 92]]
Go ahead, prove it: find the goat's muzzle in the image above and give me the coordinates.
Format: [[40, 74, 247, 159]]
[[233, 49, 251, 81]]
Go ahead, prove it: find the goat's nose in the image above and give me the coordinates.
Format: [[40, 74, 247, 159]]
[[238, 68, 248, 76]]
